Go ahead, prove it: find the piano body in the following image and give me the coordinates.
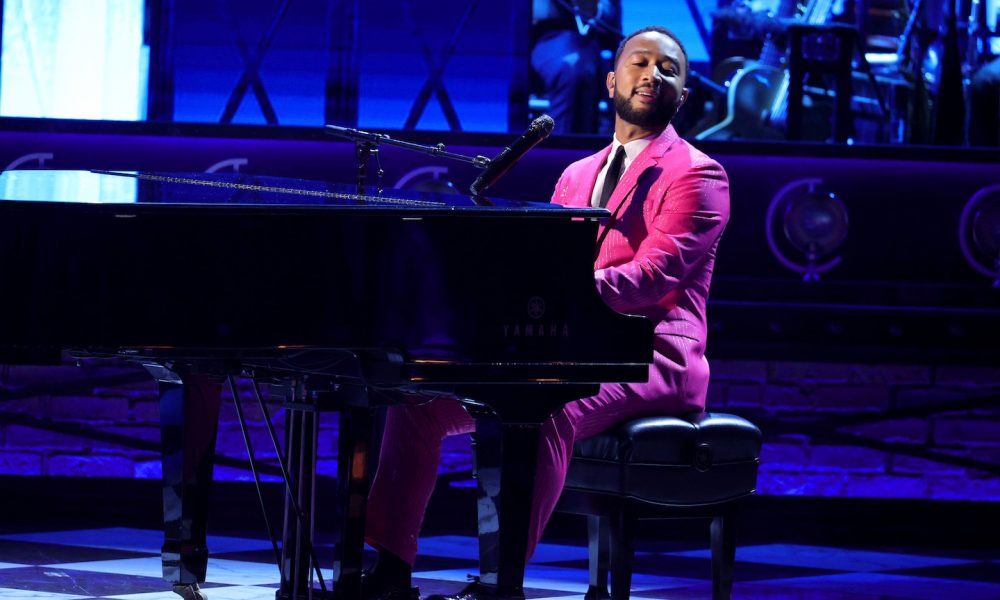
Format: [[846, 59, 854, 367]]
[[0, 170, 652, 599]]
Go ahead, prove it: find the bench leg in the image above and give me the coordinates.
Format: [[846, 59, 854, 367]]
[[710, 512, 736, 600], [609, 503, 635, 600], [585, 515, 610, 600]]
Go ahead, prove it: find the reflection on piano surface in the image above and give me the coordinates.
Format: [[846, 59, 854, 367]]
[[0, 170, 653, 600]]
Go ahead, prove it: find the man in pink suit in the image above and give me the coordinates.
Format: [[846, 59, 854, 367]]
[[362, 25, 730, 600]]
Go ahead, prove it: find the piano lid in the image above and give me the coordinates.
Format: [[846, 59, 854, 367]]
[[0, 169, 609, 217]]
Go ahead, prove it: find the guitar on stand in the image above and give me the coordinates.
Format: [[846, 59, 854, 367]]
[[695, 0, 837, 140]]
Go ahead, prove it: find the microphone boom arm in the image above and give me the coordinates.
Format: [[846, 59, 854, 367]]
[[324, 124, 492, 169]]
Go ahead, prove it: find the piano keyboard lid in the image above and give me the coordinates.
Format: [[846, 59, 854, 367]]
[[0, 169, 609, 217]]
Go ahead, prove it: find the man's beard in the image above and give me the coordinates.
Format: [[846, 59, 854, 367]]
[[613, 87, 677, 129]]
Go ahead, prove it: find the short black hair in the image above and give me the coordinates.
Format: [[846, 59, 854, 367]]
[[613, 25, 689, 79]]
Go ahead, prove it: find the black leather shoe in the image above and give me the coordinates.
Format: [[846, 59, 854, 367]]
[[361, 569, 420, 600], [425, 576, 509, 600]]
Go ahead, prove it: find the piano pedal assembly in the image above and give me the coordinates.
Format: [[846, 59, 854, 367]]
[[220, 371, 379, 600], [224, 374, 333, 599]]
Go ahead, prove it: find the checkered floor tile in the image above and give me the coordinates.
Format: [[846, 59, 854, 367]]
[[0, 529, 997, 599]]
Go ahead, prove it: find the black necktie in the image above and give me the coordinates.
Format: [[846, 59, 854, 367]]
[[597, 146, 626, 208]]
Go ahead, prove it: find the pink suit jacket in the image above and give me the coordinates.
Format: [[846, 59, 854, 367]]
[[551, 124, 730, 413]]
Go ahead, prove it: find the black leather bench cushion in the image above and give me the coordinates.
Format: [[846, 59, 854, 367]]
[[564, 412, 762, 506]]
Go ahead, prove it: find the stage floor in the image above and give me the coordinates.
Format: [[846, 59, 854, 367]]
[[0, 527, 998, 599]]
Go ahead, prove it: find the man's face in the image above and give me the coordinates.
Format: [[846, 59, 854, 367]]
[[607, 32, 688, 130]]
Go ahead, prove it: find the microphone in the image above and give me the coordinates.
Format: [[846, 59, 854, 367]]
[[470, 114, 555, 195]]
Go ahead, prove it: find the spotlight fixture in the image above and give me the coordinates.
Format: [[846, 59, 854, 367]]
[[959, 184, 1000, 288], [767, 178, 849, 281]]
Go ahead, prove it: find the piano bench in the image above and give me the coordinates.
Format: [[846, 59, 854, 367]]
[[556, 412, 762, 600]]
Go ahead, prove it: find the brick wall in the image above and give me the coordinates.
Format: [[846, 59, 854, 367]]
[[2, 359, 998, 501], [0, 361, 474, 483], [707, 359, 1000, 500]]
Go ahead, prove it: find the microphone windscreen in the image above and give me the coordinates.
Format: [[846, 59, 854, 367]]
[[533, 114, 555, 136]]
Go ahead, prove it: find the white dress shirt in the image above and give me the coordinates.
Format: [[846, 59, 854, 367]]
[[590, 134, 655, 208]]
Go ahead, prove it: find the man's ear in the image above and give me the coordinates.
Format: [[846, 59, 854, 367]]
[[678, 87, 690, 109], [606, 72, 615, 98]]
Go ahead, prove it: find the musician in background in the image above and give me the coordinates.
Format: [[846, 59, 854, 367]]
[[531, 0, 622, 134], [361, 26, 730, 600], [969, 56, 1000, 146]]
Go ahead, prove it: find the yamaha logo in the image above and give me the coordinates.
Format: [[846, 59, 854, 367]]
[[527, 296, 546, 319], [502, 296, 570, 338]]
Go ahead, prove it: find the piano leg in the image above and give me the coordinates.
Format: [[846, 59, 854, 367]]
[[463, 384, 599, 600], [472, 415, 541, 600], [331, 405, 375, 599], [156, 371, 223, 600]]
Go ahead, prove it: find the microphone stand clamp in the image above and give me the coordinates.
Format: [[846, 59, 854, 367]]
[[324, 124, 492, 202]]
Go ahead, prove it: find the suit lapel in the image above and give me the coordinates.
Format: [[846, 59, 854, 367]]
[[595, 125, 681, 241], [572, 145, 613, 207]]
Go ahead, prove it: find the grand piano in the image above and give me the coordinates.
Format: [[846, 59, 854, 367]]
[[0, 169, 652, 599]]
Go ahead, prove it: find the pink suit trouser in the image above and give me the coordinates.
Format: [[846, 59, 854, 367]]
[[364, 383, 678, 566]]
